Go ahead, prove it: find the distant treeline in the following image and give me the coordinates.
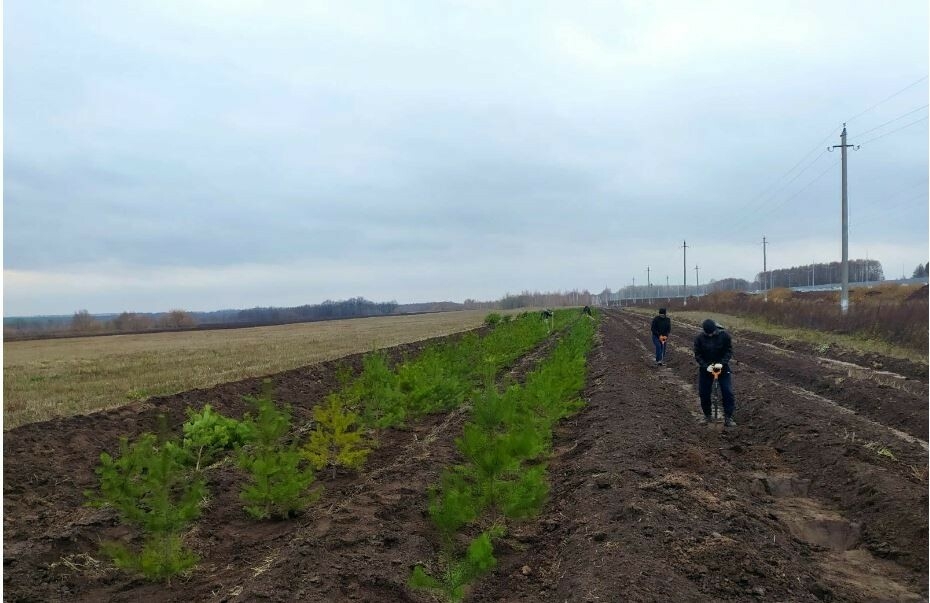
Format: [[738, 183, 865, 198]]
[[475, 290, 593, 310], [235, 297, 398, 324], [4, 290, 604, 340], [756, 259, 884, 289], [4, 298, 401, 340]]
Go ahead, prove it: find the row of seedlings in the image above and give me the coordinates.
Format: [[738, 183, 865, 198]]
[[410, 313, 597, 601], [84, 310, 574, 580]]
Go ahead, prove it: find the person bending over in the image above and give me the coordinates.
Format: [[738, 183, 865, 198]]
[[693, 319, 737, 427], [650, 308, 671, 365]]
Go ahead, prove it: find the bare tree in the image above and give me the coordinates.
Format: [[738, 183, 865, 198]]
[[113, 312, 155, 332], [71, 310, 99, 332], [159, 309, 197, 329]]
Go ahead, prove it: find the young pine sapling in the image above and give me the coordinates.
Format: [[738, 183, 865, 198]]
[[237, 388, 320, 519], [303, 394, 372, 479], [182, 404, 254, 471], [86, 430, 205, 580]]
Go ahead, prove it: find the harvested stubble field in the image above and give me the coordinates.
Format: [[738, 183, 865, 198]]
[[4, 309, 928, 601], [3, 310, 495, 430]]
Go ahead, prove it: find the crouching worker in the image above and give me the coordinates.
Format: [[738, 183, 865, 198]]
[[694, 319, 737, 427], [650, 308, 671, 365]]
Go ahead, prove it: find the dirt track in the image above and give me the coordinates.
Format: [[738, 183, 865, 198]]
[[4, 310, 927, 602]]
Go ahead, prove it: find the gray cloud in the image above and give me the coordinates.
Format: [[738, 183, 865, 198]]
[[4, 1, 928, 315]]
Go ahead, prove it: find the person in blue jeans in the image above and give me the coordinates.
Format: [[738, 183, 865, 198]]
[[650, 308, 671, 365], [694, 319, 737, 427]]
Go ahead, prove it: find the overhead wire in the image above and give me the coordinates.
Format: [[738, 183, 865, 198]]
[[850, 189, 929, 228], [660, 76, 927, 286], [729, 77, 927, 241], [727, 151, 836, 235], [858, 116, 929, 146], [855, 103, 929, 138], [731, 127, 840, 220], [844, 74, 928, 124]]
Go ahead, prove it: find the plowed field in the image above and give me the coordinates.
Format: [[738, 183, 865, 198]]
[[4, 309, 927, 602]]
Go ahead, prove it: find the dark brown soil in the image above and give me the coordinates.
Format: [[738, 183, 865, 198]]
[[4, 311, 927, 602]]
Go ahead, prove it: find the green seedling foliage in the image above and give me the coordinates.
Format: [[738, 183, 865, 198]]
[[409, 527, 504, 602], [182, 404, 254, 470], [86, 431, 205, 580], [350, 352, 408, 427], [483, 312, 502, 327], [102, 534, 198, 581], [342, 311, 571, 431], [428, 466, 483, 539], [303, 394, 372, 477], [396, 349, 467, 417], [498, 463, 548, 519], [462, 386, 547, 469], [414, 312, 595, 598], [237, 391, 319, 519]]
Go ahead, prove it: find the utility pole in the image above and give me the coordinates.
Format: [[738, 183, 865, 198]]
[[762, 236, 768, 302], [830, 124, 857, 314], [695, 265, 700, 296], [646, 266, 651, 304], [682, 240, 688, 306]]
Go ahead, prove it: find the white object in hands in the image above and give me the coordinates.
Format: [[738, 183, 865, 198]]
[[713, 363, 723, 370], [706, 364, 715, 372]]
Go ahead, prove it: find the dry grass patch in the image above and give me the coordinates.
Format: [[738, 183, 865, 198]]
[[4, 311, 493, 429]]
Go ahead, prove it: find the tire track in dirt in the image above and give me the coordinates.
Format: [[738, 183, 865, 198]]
[[469, 310, 926, 602]]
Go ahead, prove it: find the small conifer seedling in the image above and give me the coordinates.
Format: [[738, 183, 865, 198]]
[[409, 527, 504, 602], [86, 431, 205, 580], [303, 394, 372, 478], [237, 390, 320, 519], [182, 404, 254, 470]]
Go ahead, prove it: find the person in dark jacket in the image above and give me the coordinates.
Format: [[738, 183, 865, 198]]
[[693, 318, 737, 427], [650, 308, 671, 365]]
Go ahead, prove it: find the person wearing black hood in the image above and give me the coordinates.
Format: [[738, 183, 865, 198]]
[[694, 319, 737, 427], [650, 308, 671, 365]]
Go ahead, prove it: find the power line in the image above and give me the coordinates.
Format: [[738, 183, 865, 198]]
[[735, 128, 840, 218], [857, 103, 929, 137], [730, 156, 839, 235], [751, 158, 841, 224], [850, 190, 929, 228], [845, 74, 929, 124], [858, 116, 929, 146]]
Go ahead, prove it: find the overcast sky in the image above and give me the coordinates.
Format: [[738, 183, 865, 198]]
[[5, 0, 929, 316]]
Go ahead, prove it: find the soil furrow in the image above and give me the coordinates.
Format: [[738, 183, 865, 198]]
[[5, 311, 926, 602], [3, 322, 564, 601], [471, 310, 926, 602]]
